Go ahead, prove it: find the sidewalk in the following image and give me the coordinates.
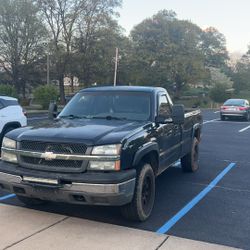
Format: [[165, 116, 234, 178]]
[[0, 204, 237, 250]]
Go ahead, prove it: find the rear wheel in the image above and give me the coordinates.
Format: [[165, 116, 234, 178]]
[[120, 163, 155, 221], [181, 137, 199, 172], [16, 195, 47, 206], [244, 112, 250, 121], [220, 115, 225, 121]]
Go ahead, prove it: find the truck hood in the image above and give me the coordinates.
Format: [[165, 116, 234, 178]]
[[9, 118, 149, 145]]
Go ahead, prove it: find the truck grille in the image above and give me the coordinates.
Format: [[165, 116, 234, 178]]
[[19, 141, 88, 172], [20, 141, 87, 155], [21, 156, 82, 169]]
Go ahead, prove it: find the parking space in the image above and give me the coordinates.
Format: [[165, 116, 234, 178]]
[[1, 110, 250, 249]]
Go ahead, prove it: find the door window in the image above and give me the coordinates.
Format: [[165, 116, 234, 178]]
[[158, 95, 172, 119]]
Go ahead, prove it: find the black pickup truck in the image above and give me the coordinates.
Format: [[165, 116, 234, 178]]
[[0, 86, 202, 221]]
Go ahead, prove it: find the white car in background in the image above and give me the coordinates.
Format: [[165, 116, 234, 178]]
[[0, 96, 27, 147]]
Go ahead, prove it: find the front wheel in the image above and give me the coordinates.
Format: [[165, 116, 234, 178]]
[[120, 163, 155, 221], [181, 137, 199, 172]]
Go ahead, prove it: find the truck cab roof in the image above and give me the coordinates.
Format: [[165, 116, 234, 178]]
[[80, 86, 166, 93]]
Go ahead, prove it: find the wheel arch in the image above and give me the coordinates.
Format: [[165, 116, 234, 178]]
[[2, 122, 21, 134], [132, 142, 159, 175], [192, 123, 201, 142]]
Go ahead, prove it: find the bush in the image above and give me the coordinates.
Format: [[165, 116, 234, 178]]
[[209, 83, 231, 103], [0, 84, 17, 97], [34, 85, 58, 109]]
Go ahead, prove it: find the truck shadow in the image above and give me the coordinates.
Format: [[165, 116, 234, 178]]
[[19, 166, 209, 232]]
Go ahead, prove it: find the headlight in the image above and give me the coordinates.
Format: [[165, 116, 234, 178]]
[[1, 137, 17, 163], [2, 137, 16, 149], [1, 151, 18, 163], [88, 161, 120, 171], [91, 144, 121, 155]]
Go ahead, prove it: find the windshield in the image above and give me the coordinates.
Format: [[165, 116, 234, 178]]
[[224, 99, 246, 107], [59, 91, 151, 121]]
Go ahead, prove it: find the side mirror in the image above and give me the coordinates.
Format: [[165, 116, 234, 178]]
[[172, 104, 185, 124], [48, 102, 58, 119]]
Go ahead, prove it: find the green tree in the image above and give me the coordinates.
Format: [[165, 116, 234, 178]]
[[209, 67, 234, 88], [209, 83, 231, 103], [73, 0, 122, 86], [73, 18, 129, 86], [201, 27, 229, 68], [36, 0, 122, 103], [128, 10, 209, 96], [0, 84, 17, 97], [33, 85, 58, 109], [233, 48, 250, 92], [0, 0, 47, 97], [209, 67, 234, 103]]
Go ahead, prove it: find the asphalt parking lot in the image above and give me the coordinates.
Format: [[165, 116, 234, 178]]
[[1, 110, 250, 249]]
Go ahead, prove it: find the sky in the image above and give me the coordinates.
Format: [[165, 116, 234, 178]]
[[118, 0, 250, 54]]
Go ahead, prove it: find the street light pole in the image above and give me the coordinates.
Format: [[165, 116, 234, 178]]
[[113, 47, 119, 86]]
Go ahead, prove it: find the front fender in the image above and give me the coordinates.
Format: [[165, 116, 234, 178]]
[[132, 142, 159, 166]]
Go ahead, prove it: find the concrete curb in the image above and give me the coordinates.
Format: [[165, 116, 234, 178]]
[[0, 204, 238, 250]]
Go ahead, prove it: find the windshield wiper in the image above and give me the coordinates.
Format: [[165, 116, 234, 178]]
[[59, 114, 86, 119], [91, 115, 127, 121]]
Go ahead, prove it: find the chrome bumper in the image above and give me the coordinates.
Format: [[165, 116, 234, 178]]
[[220, 111, 247, 117], [0, 172, 136, 206]]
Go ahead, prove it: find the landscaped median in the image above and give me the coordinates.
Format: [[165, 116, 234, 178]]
[[0, 204, 236, 250]]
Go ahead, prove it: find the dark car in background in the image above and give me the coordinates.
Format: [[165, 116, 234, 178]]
[[220, 99, 250, 121]]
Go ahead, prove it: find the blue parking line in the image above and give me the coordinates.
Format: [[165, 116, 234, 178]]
[[0, 194, 16, 201], [156, 162, 236, 234]]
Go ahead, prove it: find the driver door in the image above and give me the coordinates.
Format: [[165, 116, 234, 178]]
[[156, 94, 182, 172]]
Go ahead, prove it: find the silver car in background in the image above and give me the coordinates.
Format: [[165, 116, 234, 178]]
[[220, 99, 250, 121]]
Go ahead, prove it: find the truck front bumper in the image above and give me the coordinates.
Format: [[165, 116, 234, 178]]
[[0, 163, 136, 206]]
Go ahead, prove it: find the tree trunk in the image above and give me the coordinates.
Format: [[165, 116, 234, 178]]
[[22, 82, 26, 99], [70, 74, 74, 93], [59, 74, 65, 105]]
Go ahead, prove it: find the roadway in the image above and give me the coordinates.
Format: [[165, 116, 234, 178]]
[[0, 110, 250, 249]]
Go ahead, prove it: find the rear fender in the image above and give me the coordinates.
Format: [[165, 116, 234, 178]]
[[192, 123, 201, 142]]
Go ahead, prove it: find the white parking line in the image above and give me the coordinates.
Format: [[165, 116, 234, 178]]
[[239, 125, 250, 133], [214, 111, 220, 114], [172, 159, 181, 168], [203, 118, 219, 124]]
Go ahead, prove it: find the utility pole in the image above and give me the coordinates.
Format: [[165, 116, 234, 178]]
[[113, 47, 119, 86], [47, 52, 50, 85]]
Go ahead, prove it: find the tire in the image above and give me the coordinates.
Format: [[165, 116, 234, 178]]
[[220, 115, 225, 121], [16, 195, 47, 206], [245, 112, 250, 121], [120, 163, 155, 221], [181, 137, 199, 172]]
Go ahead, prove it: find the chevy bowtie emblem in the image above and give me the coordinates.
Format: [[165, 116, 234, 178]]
[[42, 152, 56, 161]]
